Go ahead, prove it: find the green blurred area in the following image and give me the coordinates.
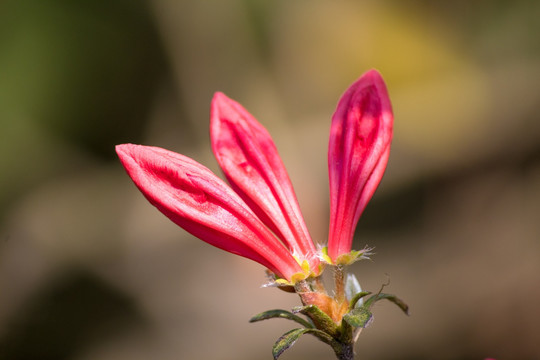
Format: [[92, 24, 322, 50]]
[[1, 1, 539, 359], [0, 0, 164, 211]]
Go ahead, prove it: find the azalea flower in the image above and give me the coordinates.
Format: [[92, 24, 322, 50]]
[[327, 69, 393, 264], [116, 69, 393, 284]]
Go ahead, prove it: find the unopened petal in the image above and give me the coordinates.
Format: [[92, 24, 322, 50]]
[[327, 70, 393, 263], [116, 143, 303, 281], [210, 92, 321, 274]]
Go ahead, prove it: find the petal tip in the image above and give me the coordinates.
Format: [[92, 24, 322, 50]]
[[116, 143, 143, 160], [212, 91, 232, 107], [115, 143, 127, 152], [211, 92, 235, 124], [359, 69, 387, 89], [115, 143, 132, 158], [365, 68, 382, 78]]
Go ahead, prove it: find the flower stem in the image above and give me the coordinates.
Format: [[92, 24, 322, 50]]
[[294, 279, 311, 295], [333, 342, 354, 360], [313, 276, 327, 294], [334, 265, 346, 304]]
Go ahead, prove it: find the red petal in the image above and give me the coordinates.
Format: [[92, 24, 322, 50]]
[[327, 70, 393, 262], [211, 93, 320, 274], [116, 144, 303, 281]]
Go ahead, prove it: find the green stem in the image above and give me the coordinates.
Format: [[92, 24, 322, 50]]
[[333, 341, 354, 360]]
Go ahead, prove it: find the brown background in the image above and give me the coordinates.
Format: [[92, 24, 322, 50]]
[[1, 1, 539, 359]]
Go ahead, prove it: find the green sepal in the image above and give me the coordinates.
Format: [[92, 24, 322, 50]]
[[321, 246, 333, 264], [333, 247, 373, 265], [249, 309, 314, 328], [349, 291, 372, 310], [342, 307, 373, 328], [364, 293, 409, 315], [272, 328, 336, 359], [293, 305, 339, 337]]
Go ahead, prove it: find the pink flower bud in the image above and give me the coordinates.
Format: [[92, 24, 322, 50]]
[[211, 92, 321, 275], [327, 70, 393, 264], [116, 144, 304, 282]]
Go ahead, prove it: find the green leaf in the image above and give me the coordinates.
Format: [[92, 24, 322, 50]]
[[272, 328, 310, 359], [272, 328, 337, 359], [342, 307, 373, 328], [249, 309, 313, 328], [294, 305, 339, 337], [349, 291, 372, 310], [364, 293, 409, 315]]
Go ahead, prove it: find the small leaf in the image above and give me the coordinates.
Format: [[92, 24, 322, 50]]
[[293, 305, 339, 337], [349, 291, 372, 310], [271, 328, 336, 359], [364, 293, 409, 315], [250, 309, 313, 328], [343, 307, 373, 328], [272, 328, 310, 359]]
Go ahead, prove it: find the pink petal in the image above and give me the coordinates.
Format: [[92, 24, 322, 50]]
[[327, 70, 393, 262], [211, 92, 320, 274], [116, 143, 303, 281]]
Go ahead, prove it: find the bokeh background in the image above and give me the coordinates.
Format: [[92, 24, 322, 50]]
[[1, 0, 539, 359]]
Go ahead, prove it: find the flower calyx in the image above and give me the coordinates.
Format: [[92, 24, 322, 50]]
[[251, 274, 409, 360], [321, 246, 373, 266]]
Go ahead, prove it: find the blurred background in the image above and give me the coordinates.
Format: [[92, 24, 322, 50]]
[[1, 0, 539, 359]]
